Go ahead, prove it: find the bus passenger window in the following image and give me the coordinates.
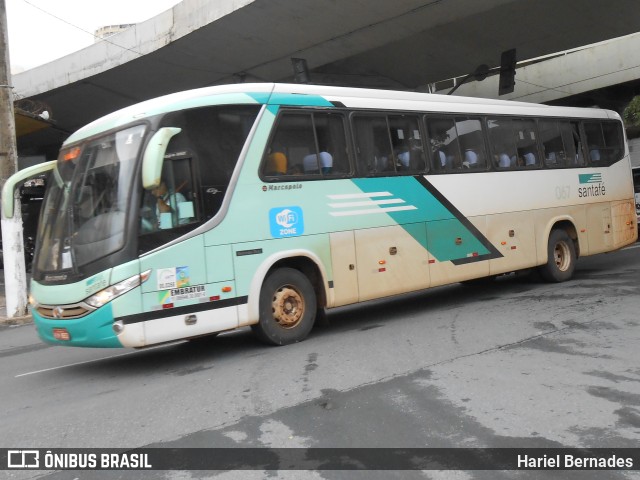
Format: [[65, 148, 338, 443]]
[[584, 121, 624, 166], [561, 122, 585, 167], [425, 117, 460, 172], [455, 117, 486, 169], [513, 118, 540, 168], [488, 118, 517, 169], [264, 112, 349, 178], [353, 115, 394, 175], [313, 113, 349, 175], [388, 115, 426, 173], [264, 113, 315, 176], [540, 121, 566, 168], [558, 122, 580, 167]]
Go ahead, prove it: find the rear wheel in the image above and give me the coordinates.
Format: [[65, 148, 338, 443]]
[[538, 229, 576, 282], [252, 268, 317, 345]]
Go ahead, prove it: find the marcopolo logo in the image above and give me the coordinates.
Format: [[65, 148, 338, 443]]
[[270, 206, 304, 238], [578, 173, 605, 198]]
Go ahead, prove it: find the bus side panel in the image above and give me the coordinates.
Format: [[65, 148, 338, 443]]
[[141, 297, 239, 345], [611, 200, 638, 246], [232, 235, 332, 326], [354, 224, 429, 302], [427, 216, 490, 286], [487, 212, 537, 276], [139, 235, 240, 344], [585, 203, 614, 255], [329, 231, 358, 307], [534, 206, 587, 263]]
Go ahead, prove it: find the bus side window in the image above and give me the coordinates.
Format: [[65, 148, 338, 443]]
[[264, 113, 315, 176], [540, 121, 566, 168], [140, 158, 197, 233], [567, 122, 585, 166], [513, 118, 540, 168], [264, 112, 349, 178], [584, 121, 624, 166], [388, 115, 426, 173], [455, 117, 486, 170], [312, 112, 349, 175], [558, 122, 579, 167], [425, 116, 460, 172], [487, 117, 517, 169], [353, 115, 394, 175]]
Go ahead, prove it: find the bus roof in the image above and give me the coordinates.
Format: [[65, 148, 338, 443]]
[[64, 83, 618, 146]]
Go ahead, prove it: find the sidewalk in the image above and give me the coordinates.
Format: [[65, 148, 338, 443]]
[[0, 270, 33, 326]]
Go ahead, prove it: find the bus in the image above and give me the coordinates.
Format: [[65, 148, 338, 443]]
[[3, 83, 637, 348]]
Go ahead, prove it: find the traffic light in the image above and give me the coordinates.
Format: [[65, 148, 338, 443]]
[[498, 48, 516, 95], [291, 58, 310, 84]]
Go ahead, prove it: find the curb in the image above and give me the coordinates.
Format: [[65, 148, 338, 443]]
[[0, 315, 33, 326]]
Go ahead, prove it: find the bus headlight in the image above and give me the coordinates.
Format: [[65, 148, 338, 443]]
[[85, 270, 151, 309]]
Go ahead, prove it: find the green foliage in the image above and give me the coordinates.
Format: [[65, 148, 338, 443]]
[[623, 96, 640, 127]]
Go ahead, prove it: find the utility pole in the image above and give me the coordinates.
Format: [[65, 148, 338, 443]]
[[0, 0, 28, 318]]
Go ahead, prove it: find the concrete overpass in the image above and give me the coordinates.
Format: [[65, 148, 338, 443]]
[[12, 0, 640, 158]]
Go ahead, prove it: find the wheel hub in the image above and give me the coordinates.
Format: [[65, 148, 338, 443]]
[[554, 241, 571, 272], [272, 286, 304, 328]]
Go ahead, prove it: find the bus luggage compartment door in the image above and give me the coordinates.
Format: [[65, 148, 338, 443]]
[[354, 224, 429, 302]]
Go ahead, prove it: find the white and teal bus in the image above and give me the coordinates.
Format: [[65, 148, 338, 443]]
[[4, 83, 637, 348]]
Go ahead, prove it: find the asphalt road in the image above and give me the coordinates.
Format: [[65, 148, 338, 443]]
[[2, 244, 640, 480]]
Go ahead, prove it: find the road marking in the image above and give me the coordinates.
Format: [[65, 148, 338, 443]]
[[623, 243, 640, 250], [14, 330, 237, 378], [14, 343, 174, 378]]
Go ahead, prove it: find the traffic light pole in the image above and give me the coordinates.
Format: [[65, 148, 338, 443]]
[[0, 0, 29, 319]]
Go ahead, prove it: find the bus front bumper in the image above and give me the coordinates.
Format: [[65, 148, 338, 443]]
[[33, 304, 123, 348]]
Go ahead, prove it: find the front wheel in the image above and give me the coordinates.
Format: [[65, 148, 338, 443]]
[[538, 229, 576, 282], [252, 268, 317, 346]]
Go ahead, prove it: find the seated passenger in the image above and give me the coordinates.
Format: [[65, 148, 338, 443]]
[[463, 149, 478, 168], [498, 153, 511, 168], [523, 152, 536, 166], [266, 151, 287, 175], [302, 153, 320, 173], [589, 147, 601, 162], [302, 151, 333, 174], [397, 150, 410, 170], [319, 151, 333, 174]]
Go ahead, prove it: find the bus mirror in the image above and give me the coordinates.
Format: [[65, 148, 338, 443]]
[[2, 160, 56, 219], [142, 127, 182, 190]]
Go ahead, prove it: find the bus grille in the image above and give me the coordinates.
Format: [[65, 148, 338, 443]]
[[36, 303, 92, 320]]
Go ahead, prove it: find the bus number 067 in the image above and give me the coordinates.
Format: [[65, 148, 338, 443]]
[[555, 185, 571, 199]]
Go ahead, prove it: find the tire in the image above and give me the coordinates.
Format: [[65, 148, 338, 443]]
[[252, 268, 317, 346], [538, 229, 576, 282]]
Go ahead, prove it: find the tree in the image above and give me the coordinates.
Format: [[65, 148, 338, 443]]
[[623, 95, 640, 128]]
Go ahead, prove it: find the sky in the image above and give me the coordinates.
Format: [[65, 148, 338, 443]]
[[6, 0, 183, 73]]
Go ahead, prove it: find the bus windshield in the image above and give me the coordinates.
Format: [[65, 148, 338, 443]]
[[34, 125, 146, 275]]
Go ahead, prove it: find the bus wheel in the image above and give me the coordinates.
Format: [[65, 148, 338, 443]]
[[538, 229, 576, 282], [253, 268, 317, 345]]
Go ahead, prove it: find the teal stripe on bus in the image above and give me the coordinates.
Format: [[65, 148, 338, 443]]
[[247, 92, 335, 108], [351, 176, 497, 263]]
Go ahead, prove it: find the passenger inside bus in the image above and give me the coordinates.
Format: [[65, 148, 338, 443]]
[[266, 151, 288, 175], [302, 150, 333, 174]]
